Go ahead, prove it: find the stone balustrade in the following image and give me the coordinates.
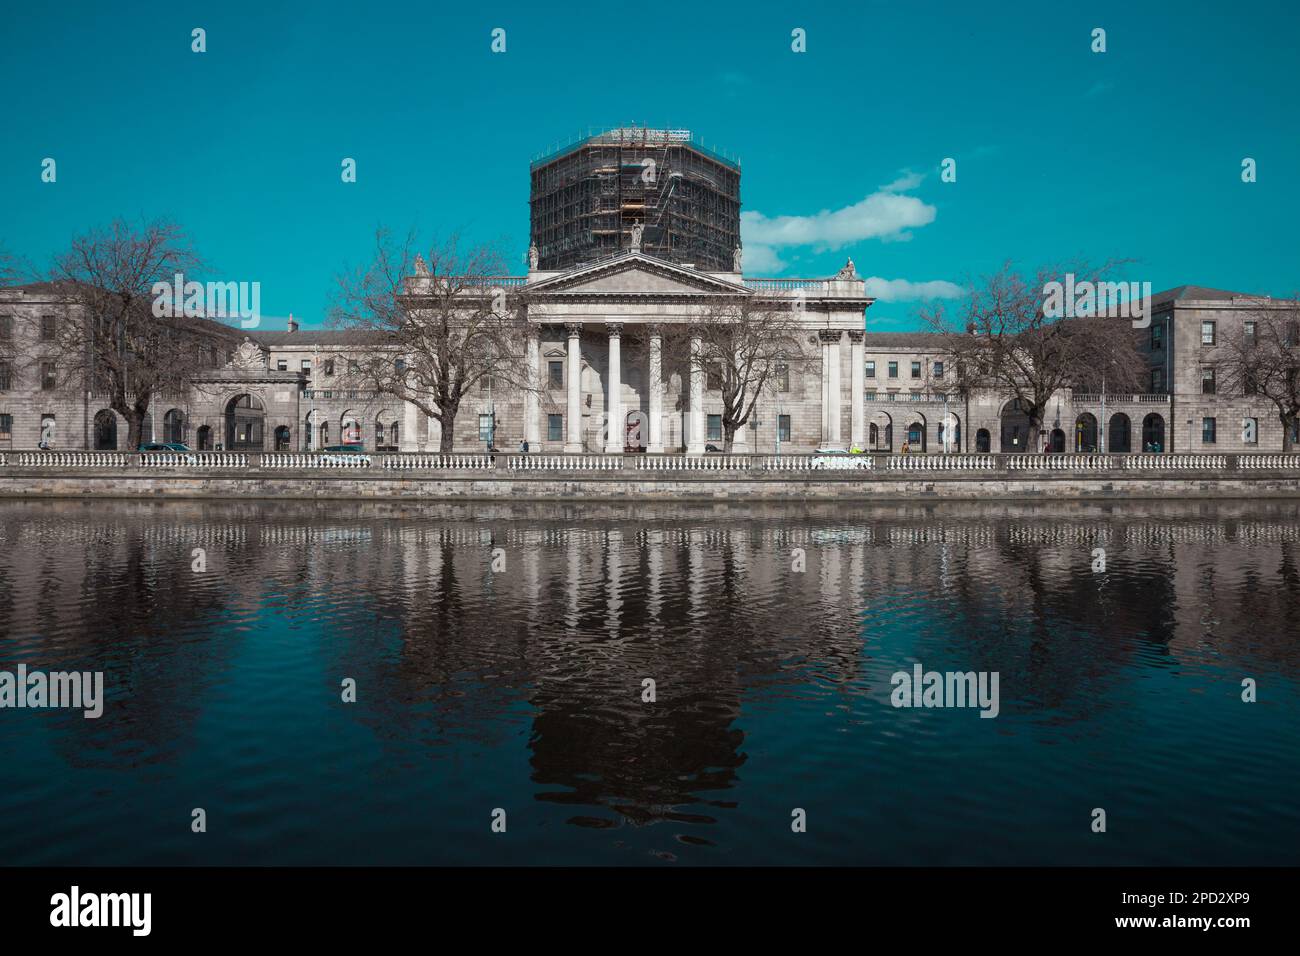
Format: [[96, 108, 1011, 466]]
[[2, 450, 1299, 476]]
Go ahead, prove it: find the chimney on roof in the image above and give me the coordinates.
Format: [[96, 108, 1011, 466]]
[[287, 313, 298, 333]]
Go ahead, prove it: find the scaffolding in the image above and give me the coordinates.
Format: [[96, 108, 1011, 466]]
[[529, 127, 742, 272]]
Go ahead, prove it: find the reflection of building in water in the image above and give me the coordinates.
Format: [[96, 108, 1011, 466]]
[[2, 499, 1298, 815]]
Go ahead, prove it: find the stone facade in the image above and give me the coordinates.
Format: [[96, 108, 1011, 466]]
[[2, 275, 1295, 455]]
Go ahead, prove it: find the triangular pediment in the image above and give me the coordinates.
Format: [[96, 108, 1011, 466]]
[[527, 252, 750, 297]]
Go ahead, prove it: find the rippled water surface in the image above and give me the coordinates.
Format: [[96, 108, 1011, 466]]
[[1, 497, 1298, 865]]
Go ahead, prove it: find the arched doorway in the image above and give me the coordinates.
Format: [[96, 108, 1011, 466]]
[[163, 408, 186, 444], [869, 411, 893, 452], [1000, 399, 1033, 453], [1074, 412, 1098, 452], [1050, 428, 1066, 453], [625, 410, 646, 451], [340, 411, 362, 446], [906, 417, 927, 452], [374, 411, 400, 451], [1108, 413, 1132, 453], [938, 414, 960, 453], [93, 410, 117, 450], [975, 428, 991, 453], [196, 425, 213, 451], [1142, 413, 1165, 453], [225, 394, 265, 450], [274, 426, 291, 450]]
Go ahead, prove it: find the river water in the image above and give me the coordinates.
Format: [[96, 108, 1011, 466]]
[[0, 497, 1296, 865]]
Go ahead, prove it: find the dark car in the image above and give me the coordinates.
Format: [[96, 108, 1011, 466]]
[[139, 442, 193, 453], [320, 444, 371, 466]]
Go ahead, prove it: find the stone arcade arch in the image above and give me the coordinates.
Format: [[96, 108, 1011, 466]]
[[225, 394, 266, 451], [1142, 412, 1166, 453], [1108, 413, 1132, 453], [1000, 399, 1033, 453], [93, 409, 118, 450]]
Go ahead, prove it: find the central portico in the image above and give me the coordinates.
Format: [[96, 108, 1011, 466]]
[[510, 249, 872, 455]]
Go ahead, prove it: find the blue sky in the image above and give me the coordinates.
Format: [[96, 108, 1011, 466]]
[[2, 0, 1297, 330]]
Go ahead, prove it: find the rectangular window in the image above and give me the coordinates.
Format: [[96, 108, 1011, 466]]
[[775, 363, 789, 392], [1202, 417, 1217, 444], [0, 315, 11, 340], [888, 361, 898, 378], [933, 361, 944, 379], [778, 414, 791, 442], [276, 359, 287, 371], [478, 414, 494, 442], [1243, 417, 1258, 444], [547, 414, 563, 442], [301, 359, 311, 372], [1151, 368, 1165, 393], [911, 361, 922, 379], [1244, 321, 1257, 346], [480, 375, 491, 392], [40, 362, 56, 390], [324, 359, 335, 376], [707, 414, 722, 441], [1150, 324, 1164, 350], [865, 360, 876, 378], [548, 360, 563, 389], [40, 315, 57, 341], [1201, 367, 1216, 394], [0, 361, 10, 391], [1201, 321, 1216, 346], [0, 414, 10, 441]]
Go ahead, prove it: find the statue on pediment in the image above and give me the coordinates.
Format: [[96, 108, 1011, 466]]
[[528, 243, 539, 270], [630, 224, 644, 253], [733, 245, 743, 272], [835, 257, 859, 280], [413, 254, 430, 276]]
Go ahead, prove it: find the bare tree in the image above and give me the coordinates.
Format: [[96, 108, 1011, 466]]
[[921, 260, 1147, 452], [1217, 296, 1300, 451], [660, 293, 809, 452], [329, 229, 532, 453], [47, 218, 235, 450]]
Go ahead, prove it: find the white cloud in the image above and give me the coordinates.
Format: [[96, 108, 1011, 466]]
[[741, 188, 936, 250], [880, 171, 924, 192], [741, 243, 786, 273], [862, 277, 965, 302]]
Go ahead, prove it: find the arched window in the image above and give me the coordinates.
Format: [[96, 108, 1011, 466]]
[[1142, 413, 1165, 453], [196, 425, 213, 451], [274, 425, 291, 451], [340, 413, 361, 446], [975, 428, 991, 453], [1074, 413, 1098, 452], [1108, 413, 1132, 453]]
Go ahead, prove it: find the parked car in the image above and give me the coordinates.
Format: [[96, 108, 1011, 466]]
[[138, 442, 198, 464], [139, 442, 193, 453], [320, 444, 371, 466], [811, 446, 873, 471]]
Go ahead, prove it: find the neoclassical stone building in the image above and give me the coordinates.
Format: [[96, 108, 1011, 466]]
[[0, 273, 1295, 455]]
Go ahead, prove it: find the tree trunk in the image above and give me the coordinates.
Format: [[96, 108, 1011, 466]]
[[723, 421, 738, 453], [122, 408, 143, 451], [1027, 419, 1042, 455], [1282, 412, 1296, 452], [438, 412, 456, 454]]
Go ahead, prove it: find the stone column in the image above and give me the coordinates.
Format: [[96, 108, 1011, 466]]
[[821, 330, 842, 446], [647, 326, 664, 453], [820, 336, 829, 441], [604, 323, 623, 453], [564, 323, 582, 453], [524, 330, 540, 448], [687, 331, 705, 454], [402, 390, 419, 451], [849, 330, 865, 449]]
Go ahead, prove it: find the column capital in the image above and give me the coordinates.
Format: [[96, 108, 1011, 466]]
[[606, 323, 623, 337], [847, 330, 864, 343], [818, 329, 844, 343], [565, 322, 583, 338], [644, 323, 664, 338]]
